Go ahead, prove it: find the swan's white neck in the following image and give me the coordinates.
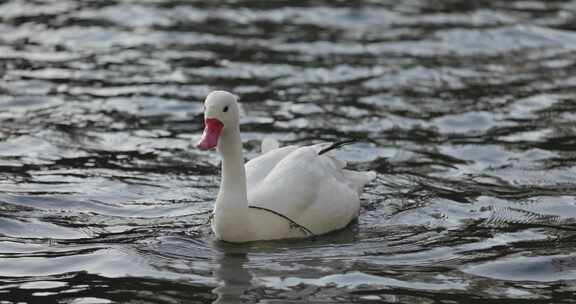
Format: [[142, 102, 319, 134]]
[[213, 126, 251, 240]]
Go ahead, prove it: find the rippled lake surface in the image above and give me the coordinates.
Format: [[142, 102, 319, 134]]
[[2, 0, 576, 303]]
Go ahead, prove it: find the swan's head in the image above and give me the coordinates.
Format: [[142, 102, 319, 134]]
[[196, 90, 240, 150]]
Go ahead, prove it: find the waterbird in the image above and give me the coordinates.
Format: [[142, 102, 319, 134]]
[[197, 90, 376, 242]]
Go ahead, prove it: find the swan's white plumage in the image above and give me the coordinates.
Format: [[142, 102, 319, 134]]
[[247, 145, 373, 236], [197, 90, 376, 242], [260, 137, 279, 154]]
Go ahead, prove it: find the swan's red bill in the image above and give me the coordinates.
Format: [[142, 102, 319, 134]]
[[196, 118, 224, 150]]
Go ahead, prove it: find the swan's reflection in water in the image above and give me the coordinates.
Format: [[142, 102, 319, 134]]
[[210, 225, 359, 303], [212, 249, 252, 304]]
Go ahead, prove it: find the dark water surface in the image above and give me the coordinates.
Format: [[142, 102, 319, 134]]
[[1, 0, 576, 303]]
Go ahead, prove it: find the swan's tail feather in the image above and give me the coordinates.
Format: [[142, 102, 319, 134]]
[[316, 140, 376, 193], [318, 140, 357, 155], [343, 170, 377, 195]]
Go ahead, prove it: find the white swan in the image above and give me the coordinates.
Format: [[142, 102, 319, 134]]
[[197, 91, 376, 243]]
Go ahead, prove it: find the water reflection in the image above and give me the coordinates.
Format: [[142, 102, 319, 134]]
[[212, 246, 253, 304], [209, 225, 359, 303]]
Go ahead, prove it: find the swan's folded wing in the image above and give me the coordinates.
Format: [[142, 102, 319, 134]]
[[247, 147, 360, 233], [245, 145, 299, 188]]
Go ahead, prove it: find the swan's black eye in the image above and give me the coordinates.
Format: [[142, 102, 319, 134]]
[[223, 106, 229, 113]]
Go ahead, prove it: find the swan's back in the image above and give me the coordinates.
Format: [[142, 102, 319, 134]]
[[245, 145, 298, 188], [245, 145, 375, 236]]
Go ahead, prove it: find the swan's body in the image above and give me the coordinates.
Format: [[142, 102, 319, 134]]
[[197, 91, 375, 243]]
